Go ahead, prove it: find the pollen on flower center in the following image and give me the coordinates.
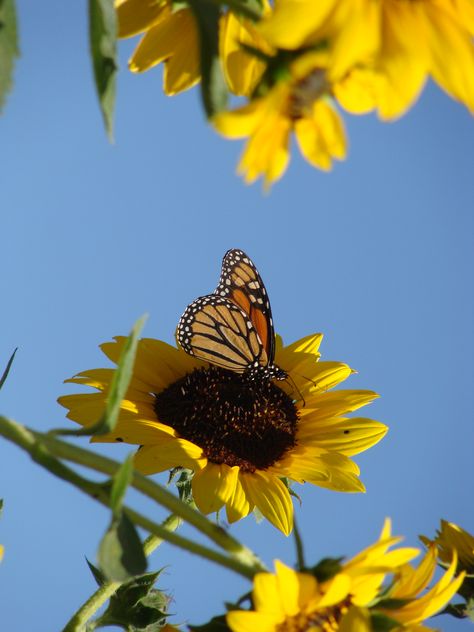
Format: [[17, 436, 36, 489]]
[[289, 69, 328, 119], [153, 366, 299, 472], [276, 597, 352, 632]]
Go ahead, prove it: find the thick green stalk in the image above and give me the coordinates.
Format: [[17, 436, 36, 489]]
[[63, 520, 180, 632], [0, 416, 265, 578], [35, 427, 264, 569]]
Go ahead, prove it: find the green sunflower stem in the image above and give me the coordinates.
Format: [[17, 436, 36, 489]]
[[63, 521, 180, 632], [34, 427, 264, 570], [0, 416, 266, 577], [293, 516, 306, 570]]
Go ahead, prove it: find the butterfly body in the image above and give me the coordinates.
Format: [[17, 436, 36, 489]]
[[177, 249, 286, 382]]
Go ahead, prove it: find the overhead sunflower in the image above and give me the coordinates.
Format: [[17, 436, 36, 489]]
[[226, 521, 465, 632], [115, 0, 200, 95], [214, 48, 348, 188], [59, 330, 386, 535], [258, 0, 474, 119]]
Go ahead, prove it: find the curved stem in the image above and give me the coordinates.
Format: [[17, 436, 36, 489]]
[[0, 417, 265, 578], [35, 427, 264, 569], [62, 522, 180, 632], [293, 516, 305, 571]]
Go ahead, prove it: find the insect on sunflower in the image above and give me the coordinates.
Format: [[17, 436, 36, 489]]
[[59, 249, 387, 534]]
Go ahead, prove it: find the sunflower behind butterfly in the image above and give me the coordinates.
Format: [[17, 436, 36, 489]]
[[177, 249, 287, 382], [59, 249, 387, 535]]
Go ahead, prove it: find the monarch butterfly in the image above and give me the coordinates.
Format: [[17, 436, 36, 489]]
[[177, 249, 287, 382]]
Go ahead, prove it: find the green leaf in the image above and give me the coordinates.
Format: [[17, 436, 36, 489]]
[[52, 314, 147, 437], [189, 614, 231, 631], [110, 453, 135, 517], [0, 0, 19, 113], [173, 468, 194, 504], [0, 347, 17, 391], [467, 597, 474, 622], [375, 597, 412, 610], [0, 498, 3, 516], [370, 612, 403, 632], [89, 0, 118, 141], [94, 570, 169, 631], [98, 512, 147, 582], [188, 0, 227, 117], [307, 557, 343, 583], [86, 557, 107, 587]]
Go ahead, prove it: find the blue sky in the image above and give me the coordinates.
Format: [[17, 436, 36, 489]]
[[1, 2, 473, 630]]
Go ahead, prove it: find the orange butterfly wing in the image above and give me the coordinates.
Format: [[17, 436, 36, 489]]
[[215, 249, 275, 364]]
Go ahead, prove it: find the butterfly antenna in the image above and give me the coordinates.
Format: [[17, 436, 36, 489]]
[[286, 373, 306, 408]]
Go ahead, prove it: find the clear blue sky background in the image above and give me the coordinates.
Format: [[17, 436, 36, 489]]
[[1, 2, 473, 630]]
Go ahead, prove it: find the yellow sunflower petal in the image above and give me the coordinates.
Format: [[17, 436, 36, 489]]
[[133, 438, 205, 474], [269, 451, 332, 484], [297, 416, 388, 456], [315, 573, 352, 608], [129, 8, 200, 95], [227, 610, 280, 632], [65, 368, 155, 407], [238, 110, 291, 188], [64, 368, 115, 391], [192, 463, 238, 514], [258, 0, 340, 50], [315, 469, 365, 493], [423, 2, 474, 113], [253, 571, 285, 617], [220, 12, 270, 97], [334, 67, 384, 115], [339, 606, 371, 632], [432, 520, 474, 569], [241, 471, 293, 535], [115, 0, 167, 38], [213, 99, 266, 139], [226, 472, 254, 523], [291, 361, 353, 395], [392, 562, 465, 624], [279, 333, 323, 358], [91, 418, 175, 444], [274, 560, 300, 616], [58, 392, 108, 425], [294, 99, 347, 171], [377, 1, 428, 120], [294, 117, 333, 171], [328, 0, 380, 80], [300, 390, 379, 419], [162, 10, 201, 95], [295, 571, 318, 609], [391, 547, 437, 599], [101, 337, 196, 393]]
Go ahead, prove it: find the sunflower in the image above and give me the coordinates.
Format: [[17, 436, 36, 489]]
[[115, 0, 200, 95], [377, 545, 466, 630], [421, 520, 474, 575], [227, 521, 465, 632], [227, 519, 420, 631], [214, 49, 347, 188], [258, 0, 474, 120], [58, 332, 387, 535]]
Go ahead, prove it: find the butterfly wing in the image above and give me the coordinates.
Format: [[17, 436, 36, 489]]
[[177, 295, 269, 372], [215, 249, 276, 364]]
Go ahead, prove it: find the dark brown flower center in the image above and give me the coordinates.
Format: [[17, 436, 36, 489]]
[[153, 367, 299, 472], [288, 69, 328, 120]]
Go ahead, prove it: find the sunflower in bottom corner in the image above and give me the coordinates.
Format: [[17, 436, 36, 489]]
[[226, 520, 466, 632], [58, 329, 386, 535]]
